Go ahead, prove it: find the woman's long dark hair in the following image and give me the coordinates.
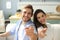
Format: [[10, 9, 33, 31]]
[[33, 9, 47, 30]]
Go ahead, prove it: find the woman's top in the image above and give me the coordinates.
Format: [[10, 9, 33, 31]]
[[38, 23, 53, 40]]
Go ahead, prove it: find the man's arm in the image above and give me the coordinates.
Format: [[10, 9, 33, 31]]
[[30, 33, 37, 40], [25, 26, 37, 40], [29, 26, 37, 40], [0, 32, 10, 37]]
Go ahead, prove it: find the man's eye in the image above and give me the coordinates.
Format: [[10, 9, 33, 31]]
[[24, 11, 26, 13], [28, 13, 31, 14]]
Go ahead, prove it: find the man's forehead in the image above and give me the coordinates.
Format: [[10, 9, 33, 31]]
[[22, 8, 32, 12]]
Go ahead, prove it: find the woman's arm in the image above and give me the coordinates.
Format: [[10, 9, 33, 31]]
[[38, 31, 46, 38]]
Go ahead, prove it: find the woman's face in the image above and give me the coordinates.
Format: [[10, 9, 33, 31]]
[[37, 12, 46, 24]]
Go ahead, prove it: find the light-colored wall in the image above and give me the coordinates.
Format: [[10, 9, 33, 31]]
[[0, 1, 1, 9], [18, 2, 60, 13], [0, 0, 19, 19], [20, 0, 60, 2], [0, 0, 60, 19], [45, 0, 60, 2]]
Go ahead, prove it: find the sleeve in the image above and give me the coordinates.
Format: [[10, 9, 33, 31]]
[[9, 24, 17, 35], [7, 20, 20, 35]]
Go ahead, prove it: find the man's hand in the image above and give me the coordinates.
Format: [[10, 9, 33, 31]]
[[25, 27, 34, 36], [25, 26, 37, 40]]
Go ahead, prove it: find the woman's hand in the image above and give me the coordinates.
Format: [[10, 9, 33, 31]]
[[42, 28, 47, 33], [38, 28, 47, 38]]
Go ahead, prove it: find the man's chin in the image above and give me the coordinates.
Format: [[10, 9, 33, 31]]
[[23, 19, 29, 22], [22, 18, 31, 22]]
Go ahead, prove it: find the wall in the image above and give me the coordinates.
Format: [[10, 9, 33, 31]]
[[46, 0, 60, 2], [18, 2, 60, 13], [19, 0, 60, 2], [0, 0, 1, 9], [0, 0, 60, 19], [0, 0, 19, 19]]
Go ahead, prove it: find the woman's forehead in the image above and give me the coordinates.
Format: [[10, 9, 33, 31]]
[[37, 13, 43, 16]]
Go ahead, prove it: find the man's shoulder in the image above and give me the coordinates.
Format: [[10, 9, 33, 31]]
[[28, 20, 34, 25], [16, 19, 22, 24], [26, 20, 35, 27]]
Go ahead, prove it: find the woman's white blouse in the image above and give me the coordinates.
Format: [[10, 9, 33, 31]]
[[38, 23, 53, 40]]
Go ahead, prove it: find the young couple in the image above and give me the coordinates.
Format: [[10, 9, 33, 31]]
[[0, 4, 53, 40]]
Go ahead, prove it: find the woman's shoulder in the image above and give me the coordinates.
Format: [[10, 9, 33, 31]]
[[46, 23, 52, 29], [46, 23, 51, 26], [46, 22, 50, 24]]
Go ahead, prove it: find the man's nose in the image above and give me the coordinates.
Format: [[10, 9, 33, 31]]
[[25, 13, 28, 16]]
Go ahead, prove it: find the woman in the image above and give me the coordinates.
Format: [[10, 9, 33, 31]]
[[33, 9, 53, 40]]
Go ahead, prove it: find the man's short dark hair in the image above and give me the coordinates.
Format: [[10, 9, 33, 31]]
[[24, 4, 34, 15]]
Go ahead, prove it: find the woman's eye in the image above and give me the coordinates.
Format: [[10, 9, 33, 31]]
[[42, 15, 44, 17], [38, 17, 40, 19]]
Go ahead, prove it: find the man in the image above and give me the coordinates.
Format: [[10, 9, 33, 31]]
[[0, 4, 37, 40]]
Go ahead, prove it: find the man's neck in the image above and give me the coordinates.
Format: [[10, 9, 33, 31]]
[[22, 19, 31, 25], [22, 21, 26, 25]]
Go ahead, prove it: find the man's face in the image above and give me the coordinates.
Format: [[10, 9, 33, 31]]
[[22, 8, 32, 22]]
